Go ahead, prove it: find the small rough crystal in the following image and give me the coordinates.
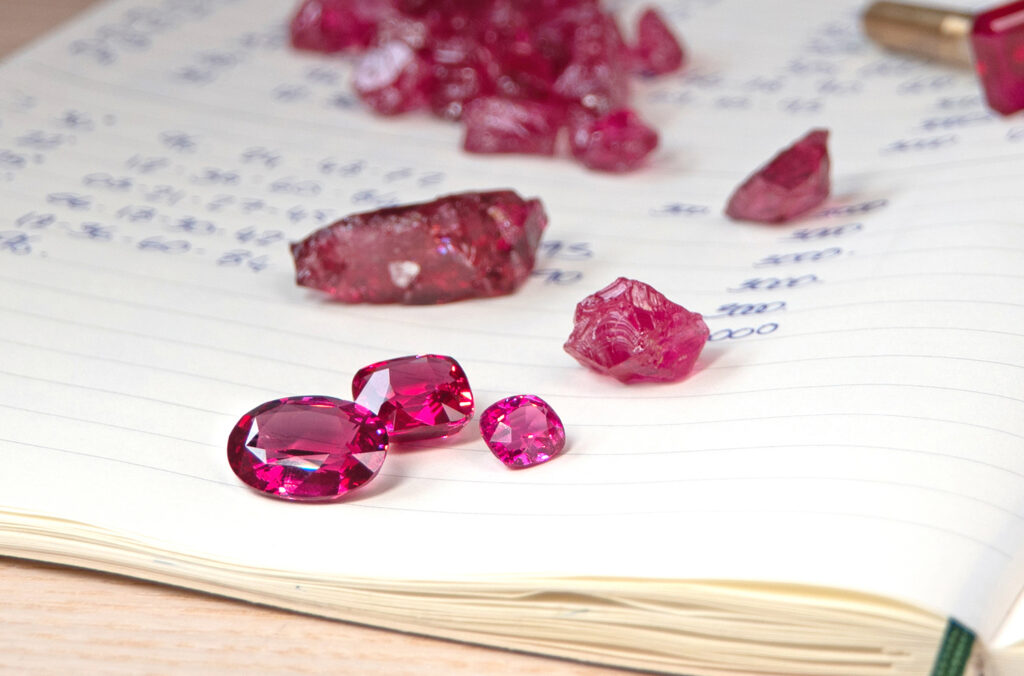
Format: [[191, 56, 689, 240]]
[[725, 129, 830, 224], [462, 97, 565, 155], [480, 395, 566, 468], [970, 1, 1024, 115], [564, 277, 709, 384], [632, 8, 685, 76], [353, 41, 433, 115], [291, 190, 547, 304], [569, 108, 658, 172], [352, 354, 474, 441], [227, 395, 388, 501], [290, 0, 387, 52]]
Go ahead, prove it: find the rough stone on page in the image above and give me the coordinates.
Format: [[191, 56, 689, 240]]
[[631, 7, 686, 77], [725, 129, 831, 224], [462, 97, 566, 156], [563, 277, 709, 384], [290, 190, 548, 304], [568, 107, 659, 172], [289, 0, 390, 52]]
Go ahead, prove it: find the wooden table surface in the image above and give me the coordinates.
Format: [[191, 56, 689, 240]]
[[0, 3, 631, 674]]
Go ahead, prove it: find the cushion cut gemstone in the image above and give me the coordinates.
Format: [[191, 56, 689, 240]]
[[479, 395, 566, 468], [352, 354, 474, 441], [226, 395, 388, 501], [970, 1, 1024, 115], [632, 7, 686, 76], [290, 190, 547, 304], [725, 129, 830, 224], [564, 277, 709, 384]]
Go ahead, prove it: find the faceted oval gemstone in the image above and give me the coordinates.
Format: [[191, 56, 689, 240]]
[[480, 395, 566, 469], [226, 396, 388, 501], [352, 354, 474, 441], [725, 129, 830, 224], [564, 277, 709, 384]]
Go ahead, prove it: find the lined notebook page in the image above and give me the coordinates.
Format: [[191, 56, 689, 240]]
[[2, 0, 1024, 643]]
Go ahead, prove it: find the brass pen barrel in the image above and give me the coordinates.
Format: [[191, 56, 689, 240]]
[[862, 1, 974, 66]]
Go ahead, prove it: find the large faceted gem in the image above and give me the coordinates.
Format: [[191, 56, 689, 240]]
[[290, 190, 547, 304], [480, 395, 566, 468], [725, 129, 830, 224], [352, 354, 474, 441], [227, 396, 388, 501], [970, 1, 1024, 115], [563, 277, 709, 384]]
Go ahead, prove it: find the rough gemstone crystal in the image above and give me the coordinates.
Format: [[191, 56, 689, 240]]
[[725, 129, 830, 224], [632, 8, 686, 76], [353, 41, 433, 115], [970, 1, 1024, 115], [289, 0, 387, 52], [352, 354, 474, 441], [227, 395, 388, 501], [479, 395, 566, 468], [569, 108, 658, 172], [462, 97, 565, 155], [290, 190, 547, 304], [564, 277, 709, 384]]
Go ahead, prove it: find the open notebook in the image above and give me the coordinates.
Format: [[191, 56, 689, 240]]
[[2, 0, 1023, 673]]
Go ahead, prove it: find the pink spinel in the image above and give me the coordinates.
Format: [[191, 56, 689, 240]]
[[462, 98, 565, 155], [226, 395, 388, 501], [289, 0, 387, 52], [290, 190, 547, 304], [970, 1, 1024, 115], [352, 354, 474, 441], [354, 41, 433, 115], [564, 277, 709, 384], [632, 8, 686, 76], [480, 395, 566, 468], [725, 129, 830, 224], [569, 108, 658, 172]]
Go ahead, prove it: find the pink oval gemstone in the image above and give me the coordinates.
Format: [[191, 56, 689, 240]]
[[227, 396, 388, 501], [352, 354, 474, 441], [480, 395, 566, 469]]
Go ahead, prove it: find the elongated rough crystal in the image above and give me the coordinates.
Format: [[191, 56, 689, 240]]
[[725, 129, 830, 224], [569, 108, 658, 172], [564, 277, 709, 384], [291, 190, 547, 304], [632, 8, 686, 76], [227, 395, 388, 501], [353, 354, 474, 440], [462, 98, 565, 155], [480, 395, 566, 468]]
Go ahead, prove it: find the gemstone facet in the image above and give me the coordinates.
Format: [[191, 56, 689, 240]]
[[564, 277, 709, 384], [352, 354, 474, 441], [290, 190, 548, 304], [970, 1, 1024, 115], [725, 129, 830, 224], [227, 395, 388, 501], [480, 395, 566, 468]]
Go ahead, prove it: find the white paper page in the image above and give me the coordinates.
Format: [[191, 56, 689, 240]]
[[2, 0, 1024, 643]]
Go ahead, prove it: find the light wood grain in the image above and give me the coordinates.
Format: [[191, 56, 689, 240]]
[[0, 4, 635, 674]]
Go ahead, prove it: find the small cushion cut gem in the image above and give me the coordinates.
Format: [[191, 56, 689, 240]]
[[227, 396, 388, 501], [970, 1, 1024, 115], [564, 277, 709, 384], [725, 129, 830, 224], [480, 395, 566, 469], [353, 354, 474, 441]]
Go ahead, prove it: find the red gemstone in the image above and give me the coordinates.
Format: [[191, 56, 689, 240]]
[[971, 1, 1024, 115], [352, 354, 474, 441], [462, 97, 566, 155], [290, 190, 547, 304], [289, 0, 388, 52], [480, 395, 566, 468], [227, 396, 388, 501], [725, 129, 830, 224], [569, 108, 658, 172], [353, 41, 433, 115], [632, 8, 686, 76], [564, 277, 709, 384]]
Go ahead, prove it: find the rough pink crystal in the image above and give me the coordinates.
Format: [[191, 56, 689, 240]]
[[227, 395, 388, 501], [352, 354, 474, 441], [289, 0, 388, 52], [632, 8, 685, 76], [564, 277, 709, 384], [291, 190, 547, 304], [462, 98, 565, 155], [970, 1, 1024, 115], [569, 108, 658, 172], [353, 41, 433, 115], [725, 129, 831, 224], [479, 395, 566, 468]]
